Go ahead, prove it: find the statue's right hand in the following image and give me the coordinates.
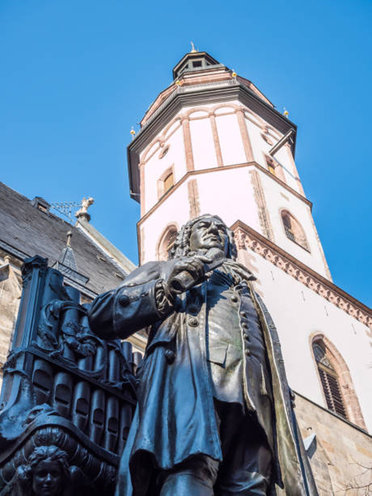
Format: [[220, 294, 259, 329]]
[[165, 255, 211, 295]]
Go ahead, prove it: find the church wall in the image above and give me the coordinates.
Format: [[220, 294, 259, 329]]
[[140, 121, 185, 214], [242, 109, 304, 195], [140, 183, 190, 262], [257, 169, 330, 278], [140, 159, 330, 277], [238, 247, 372, 432], [295, 394, 372, 495], [139, 168, 263, 263], [214, 111, 247, 165], [139, 97, 307, 219], [274, 144, 300, 192], [188, 112, 218, 170], [0, 256, 22, 390], [196, 168, 261, 231], [244, 114, 266, 165]]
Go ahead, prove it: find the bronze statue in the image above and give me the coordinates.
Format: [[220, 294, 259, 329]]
[[89, 215, 317, 495]]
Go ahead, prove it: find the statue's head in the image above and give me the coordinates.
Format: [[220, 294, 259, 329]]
[[16, 445, 70, 496], [169, 214, 237, 260]]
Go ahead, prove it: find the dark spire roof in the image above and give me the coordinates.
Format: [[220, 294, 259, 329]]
[[53, 230, 90, 287], [58, 232, 77, 271]]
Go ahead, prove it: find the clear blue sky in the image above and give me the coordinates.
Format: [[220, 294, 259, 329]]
[[1, 0, 371, 306]]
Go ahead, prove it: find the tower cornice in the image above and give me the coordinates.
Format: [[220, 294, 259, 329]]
[[127, 81, 297, 200]]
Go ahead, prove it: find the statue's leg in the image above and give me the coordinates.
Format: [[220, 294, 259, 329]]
[[159, 455, 218, 496], [214, 402, 272, 496]]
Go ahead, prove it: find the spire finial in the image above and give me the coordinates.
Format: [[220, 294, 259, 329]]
[[190, 41, 197, 53], [66, 231, 72, 247]]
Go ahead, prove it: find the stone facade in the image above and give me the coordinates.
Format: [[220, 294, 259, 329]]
[[0, 256, 21, 376], [296, 394, 372, 495]]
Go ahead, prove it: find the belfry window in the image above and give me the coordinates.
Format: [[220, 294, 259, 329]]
[[312, 341, 347, 419], [158, 167, 175, 199], [268, 163, 276, 176], [266, 155, 276, 176], [281, 210, 309, 251], [163, 171, 174, 193]]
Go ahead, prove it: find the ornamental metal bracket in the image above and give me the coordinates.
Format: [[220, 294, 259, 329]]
[[268, 128, 295, 157]]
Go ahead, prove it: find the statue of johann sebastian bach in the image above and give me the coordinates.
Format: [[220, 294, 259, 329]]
[[88, 215, 317, 496]]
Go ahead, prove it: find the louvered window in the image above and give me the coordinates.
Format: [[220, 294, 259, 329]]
[[313, 342, 348, 419]]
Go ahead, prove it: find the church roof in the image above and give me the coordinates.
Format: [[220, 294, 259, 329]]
[[0, 182, 133, 296]]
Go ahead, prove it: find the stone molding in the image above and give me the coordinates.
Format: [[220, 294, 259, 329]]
[[250, 170, 274, 241], [236, 108, 254, 162], [188, 179, 200, 218], [232, 220, 372, 330], [209, 113, 223, 167]]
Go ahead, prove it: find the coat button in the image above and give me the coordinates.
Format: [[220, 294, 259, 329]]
[[188, 317, 199, 327], [165, 349, 175, 364], [118, 294, 130, 306], [245, 349, 251, 356], [241, 322, 248, 329], [231, 295, 239, 303], [240, 311, 247, 318]]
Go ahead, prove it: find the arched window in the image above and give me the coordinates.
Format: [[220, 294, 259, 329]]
[[281, 210, 309, 251], [311, 336, 366, 428], [158, 167, 175, 199], [313, 341, 347, 418], [157, 225, 178, 261], [163, 171, 174, 193], [266, 155, 276, 176], [265, 154, 286, 183]]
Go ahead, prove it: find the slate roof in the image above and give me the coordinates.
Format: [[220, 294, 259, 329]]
[[0, 182, 132, 295]]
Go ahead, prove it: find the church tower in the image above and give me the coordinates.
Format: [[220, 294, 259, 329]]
[[128, 50, 372, 492]]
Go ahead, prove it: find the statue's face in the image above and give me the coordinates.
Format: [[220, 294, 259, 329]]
[[189, 216, 228, 254], [32, 460, 62, 496]]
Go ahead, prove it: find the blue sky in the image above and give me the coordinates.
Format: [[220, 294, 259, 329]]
[[0, 0, 371, 306]]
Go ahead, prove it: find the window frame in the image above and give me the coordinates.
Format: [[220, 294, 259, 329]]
[[280, 209, 310, 252], [157, 165, 175, 199], [310, 334, 367, 429]]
